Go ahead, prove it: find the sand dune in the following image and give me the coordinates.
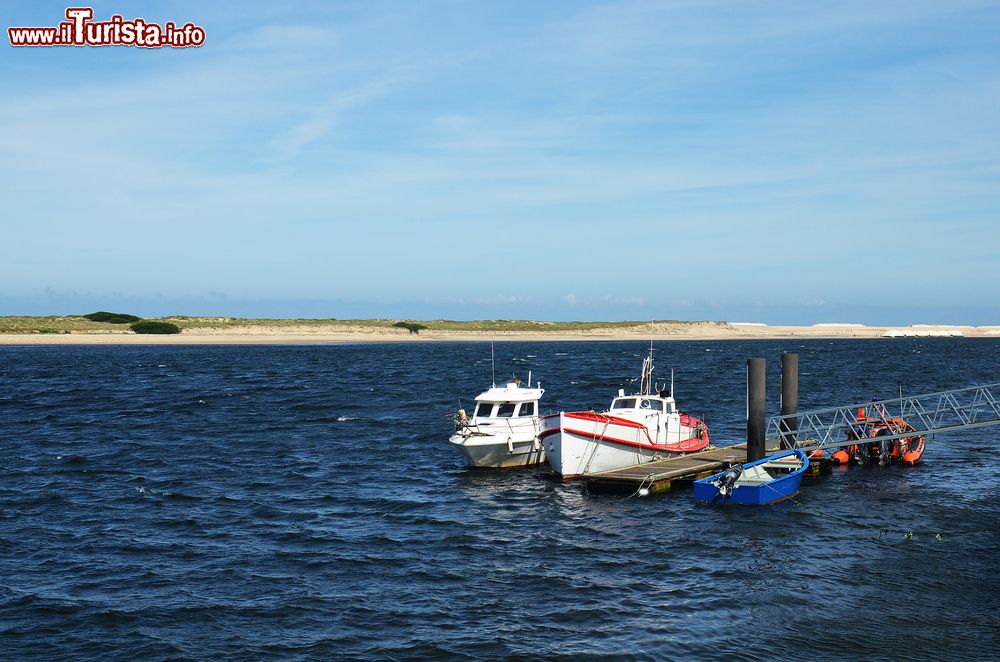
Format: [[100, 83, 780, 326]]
[[1, 321, 995, 344]]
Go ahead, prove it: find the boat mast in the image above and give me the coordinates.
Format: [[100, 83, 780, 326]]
[[491, 341, 496, 387]]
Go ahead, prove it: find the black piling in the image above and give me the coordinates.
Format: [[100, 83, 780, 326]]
[[747, 357, 766, 462], [780, 352, 799, 449]]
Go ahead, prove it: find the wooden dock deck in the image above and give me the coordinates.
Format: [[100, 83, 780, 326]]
[[582, 440, 831, 495]]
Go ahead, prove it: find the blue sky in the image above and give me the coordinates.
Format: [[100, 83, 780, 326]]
[[2, 1, 999, 323]]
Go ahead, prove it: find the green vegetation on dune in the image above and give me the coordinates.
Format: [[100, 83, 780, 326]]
[[0, 315, 716, 335], [0, 316, 128, 334], [155, 317, 709, 332], [393, 321, 429, 334], [130, 321, 181, 334], [84, 311, 142, 324]]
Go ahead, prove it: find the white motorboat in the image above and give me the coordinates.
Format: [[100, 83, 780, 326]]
[[449, 376, 546, 469], [539, 348, 709, 480]]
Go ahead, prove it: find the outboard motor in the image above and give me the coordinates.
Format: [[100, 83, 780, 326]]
[[875, 428, 894, 465], [712, 464, 743, 497]]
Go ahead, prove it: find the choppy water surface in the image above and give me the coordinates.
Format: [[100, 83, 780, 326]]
[[1, 340, 998, 659]]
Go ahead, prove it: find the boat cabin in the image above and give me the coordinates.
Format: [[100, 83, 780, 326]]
[[473, 382, 543, 420], [609, 393, 677, 414]]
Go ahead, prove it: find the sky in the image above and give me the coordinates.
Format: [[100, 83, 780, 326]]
[[2, 0, 999, 324]]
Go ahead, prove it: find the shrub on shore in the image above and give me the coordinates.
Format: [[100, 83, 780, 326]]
[[130, 321, 181, 334], [393, 321, 428, 334], [84, 311, 142, 324]]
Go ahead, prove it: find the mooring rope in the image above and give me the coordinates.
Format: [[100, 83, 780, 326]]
[[582, 418, 611, 477], [619, 473, 656, 501]]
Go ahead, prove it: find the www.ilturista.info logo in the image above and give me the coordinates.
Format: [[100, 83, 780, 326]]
[[8, 7, 205, 48]]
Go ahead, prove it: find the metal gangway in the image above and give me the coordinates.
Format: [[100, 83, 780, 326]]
[[767, 382, 1000, 451]]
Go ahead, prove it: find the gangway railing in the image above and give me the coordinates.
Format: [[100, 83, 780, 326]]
[[767, 382, 1000, 450]]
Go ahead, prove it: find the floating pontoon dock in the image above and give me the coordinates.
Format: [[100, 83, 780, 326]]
[[583, 372, 1000, 496]]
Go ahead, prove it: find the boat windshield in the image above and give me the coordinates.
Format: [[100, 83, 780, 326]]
[[518, 402, 536, 417], [496, 403, 517, 418], [475, 402, 494, 417], [639, 398, 663, 412], [611, 398, 637, 410]]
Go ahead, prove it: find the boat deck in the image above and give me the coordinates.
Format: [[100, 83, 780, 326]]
[[582, 439, 830, 495]]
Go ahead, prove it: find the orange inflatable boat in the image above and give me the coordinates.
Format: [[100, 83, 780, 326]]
[[830, 407, 925, 466]]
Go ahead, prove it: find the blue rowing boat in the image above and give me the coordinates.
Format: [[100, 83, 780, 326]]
[[693, 448, 809, 505]]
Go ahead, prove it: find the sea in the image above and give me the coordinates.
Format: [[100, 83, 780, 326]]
[[1, 339, 997, 660]]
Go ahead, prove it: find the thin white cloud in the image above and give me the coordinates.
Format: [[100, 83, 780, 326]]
[[473, 295, 532, 306], [263, 76, 403, 164]]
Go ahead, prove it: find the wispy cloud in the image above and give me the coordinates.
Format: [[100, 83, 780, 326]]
[[263, 75, 404, 164]]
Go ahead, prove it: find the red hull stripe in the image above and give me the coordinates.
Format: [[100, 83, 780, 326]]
[[562, 411, 648, 429], [543, 426, 708, 453], [541, 410, 709, 452]]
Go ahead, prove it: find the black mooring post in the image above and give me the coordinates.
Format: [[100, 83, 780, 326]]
[[747, 357, 766, 462], [780, 352, 799, 449]]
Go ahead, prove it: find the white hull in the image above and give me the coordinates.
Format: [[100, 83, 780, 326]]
[[540, 412, 708, 479], [449, 433, 545, 469], [542, 429, 658, 479]]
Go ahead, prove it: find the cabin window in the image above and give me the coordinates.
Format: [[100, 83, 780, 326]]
[[640, 399, 663, 412], [475, 403, 494, 417], [612, 398, 637, 409], [518, 402, 536, 417], [496, 403, 517, 418]]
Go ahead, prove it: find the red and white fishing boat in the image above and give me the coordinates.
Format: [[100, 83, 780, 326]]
[[539, 348, 709, 480]]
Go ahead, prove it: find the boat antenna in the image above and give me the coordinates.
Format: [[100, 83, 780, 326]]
[[671, 367, 675, 398], [640, 342, 654, 396], [491, 341, 496, 387]]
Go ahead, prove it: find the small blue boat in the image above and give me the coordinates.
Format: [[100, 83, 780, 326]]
[[693, 448, 809, 505]]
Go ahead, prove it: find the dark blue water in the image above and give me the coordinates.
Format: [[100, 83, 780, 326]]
[[1, 340, 998, 660]]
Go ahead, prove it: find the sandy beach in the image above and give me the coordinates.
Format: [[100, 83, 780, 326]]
[[2, 321, 997, 345]]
